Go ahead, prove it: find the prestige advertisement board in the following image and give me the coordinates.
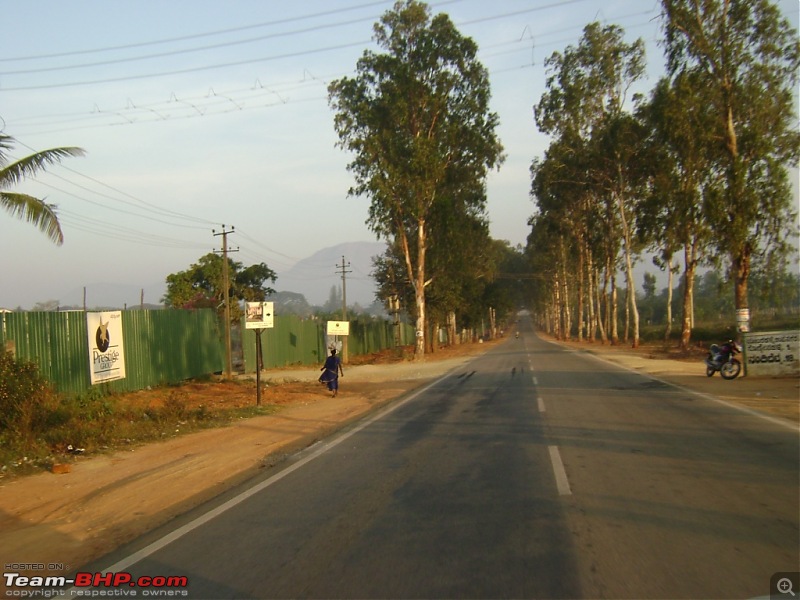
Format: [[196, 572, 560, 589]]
[[86, 311, 126, 384]]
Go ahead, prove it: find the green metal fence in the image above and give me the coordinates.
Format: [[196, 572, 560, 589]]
[[2, 310, 413, 393], [1, 309, 225, 395], [241, 315, 415, 372]]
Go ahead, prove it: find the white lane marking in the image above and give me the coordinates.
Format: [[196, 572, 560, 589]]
[[537, 396, 546, 413], [86, 371, 455, 576], [532, 376, 538, 386], [548, 445, 572, 496]]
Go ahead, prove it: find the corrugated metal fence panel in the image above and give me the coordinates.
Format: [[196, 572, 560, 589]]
[[1, 311, 90, 394], [241, 316, 416, 373], [2, 309, 225, 395], [242, 315, 327, 372], [108, 310, 225, 392], [3, 310, 409, 389]]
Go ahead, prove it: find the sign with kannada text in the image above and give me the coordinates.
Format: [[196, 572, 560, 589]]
[[744, 330, 799, 377]]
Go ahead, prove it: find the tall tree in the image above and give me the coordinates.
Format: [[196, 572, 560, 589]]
[[638, 72, 717, 348], [660, 0, 800, 319], [328, 0, 504, 358], [533, 22, 646, 345], [163, 253, 276, 322], [0, 134, 84, 245]]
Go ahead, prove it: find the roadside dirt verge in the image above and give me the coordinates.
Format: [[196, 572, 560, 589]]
[[0, 334, 796, 592]]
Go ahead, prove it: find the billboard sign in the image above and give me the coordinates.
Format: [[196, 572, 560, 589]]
[[245, 302, 274, 329], [86, 311, 126, 384]]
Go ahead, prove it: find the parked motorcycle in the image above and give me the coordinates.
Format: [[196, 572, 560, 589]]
[[705, 340, 742, 379]]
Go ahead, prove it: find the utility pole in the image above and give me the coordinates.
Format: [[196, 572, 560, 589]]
[[335, 256, 352, 362], [213, 225, 237, 379]]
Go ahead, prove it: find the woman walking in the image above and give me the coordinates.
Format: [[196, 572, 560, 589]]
[[319, 348, 344, 397]]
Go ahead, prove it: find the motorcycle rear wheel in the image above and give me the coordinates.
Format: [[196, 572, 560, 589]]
[[720, 359, 741, 380]]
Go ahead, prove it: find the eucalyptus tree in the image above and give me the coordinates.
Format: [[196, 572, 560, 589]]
[[529, 137, 589, 340], [423, 197, 495, 347], [373, 199, 496, 349], [533, 22, 646, 345], [638, 72, 718, 348], [525, 211, 564, 336], [328, 0, 504, 358], [660, 0, 800, 319], [0, 134, 84, 245], [590, 111, 650, 346]]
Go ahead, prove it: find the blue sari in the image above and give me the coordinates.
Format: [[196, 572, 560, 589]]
[[319, 354, 341, 391]]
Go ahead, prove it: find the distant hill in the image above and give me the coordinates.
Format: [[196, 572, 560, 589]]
[[22, 242, 387, 313], [274, 241, 386, 307]]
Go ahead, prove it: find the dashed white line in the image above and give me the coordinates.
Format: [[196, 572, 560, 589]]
[[537, 396, 546, 413], [548, 445, 572, 496]]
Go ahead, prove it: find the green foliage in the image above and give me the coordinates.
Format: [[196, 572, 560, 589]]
[[328, 0, 504, 354], [163, 252, 277, 322], [528, 2, 799, 344], [0, 133, 84, 245], [0, 351, 59, 443], [661, 0, 800, 308]]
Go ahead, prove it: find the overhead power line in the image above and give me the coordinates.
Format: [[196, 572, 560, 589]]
[[0, 0, 609, 92], [0, 0, 396, 63]]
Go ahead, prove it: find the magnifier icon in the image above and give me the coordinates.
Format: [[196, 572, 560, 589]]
[[778, 577, 796, 596]]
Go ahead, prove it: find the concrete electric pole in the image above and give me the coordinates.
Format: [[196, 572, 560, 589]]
[[335, 255, 352, 362], [213, 225, 237, 379]]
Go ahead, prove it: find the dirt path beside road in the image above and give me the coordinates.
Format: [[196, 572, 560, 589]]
[[0, 334, 796, 591]]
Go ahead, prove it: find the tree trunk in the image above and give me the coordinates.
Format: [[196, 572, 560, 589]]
[[586, 247, 596, 342], [610, 267, 619, 346], [624, 288, 630, 344], [733, 244, 751, 312], [560, 241, 571, 340], [448, 311, 458, 346], [553, 273, 562, 340], [617, 191, 640, 348], [679, 241, 698, 350], [399, 218, 426, 360], [430, 320, 439, 353], [598, 263, 608, 343], [664, 258, 674, 342]]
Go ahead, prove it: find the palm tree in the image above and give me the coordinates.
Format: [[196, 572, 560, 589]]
[[0, 134, 84, 245]]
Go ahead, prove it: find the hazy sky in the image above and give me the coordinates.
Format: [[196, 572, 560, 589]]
[[1, 0, 797, 309]]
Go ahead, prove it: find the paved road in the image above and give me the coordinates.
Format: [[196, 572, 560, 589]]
[[84, 319, 799, 599]]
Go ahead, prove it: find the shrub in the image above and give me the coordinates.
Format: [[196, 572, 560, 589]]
[[0, 351, 58, 444]]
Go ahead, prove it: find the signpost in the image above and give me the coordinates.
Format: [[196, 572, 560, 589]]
[[246, 302, 274, 406], [326, 320, 350, 361]]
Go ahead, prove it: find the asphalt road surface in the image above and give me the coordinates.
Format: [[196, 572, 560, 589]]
[[82, 319, 799, 599]]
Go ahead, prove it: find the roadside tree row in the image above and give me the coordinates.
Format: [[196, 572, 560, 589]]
[[528, 0, 799, 348]]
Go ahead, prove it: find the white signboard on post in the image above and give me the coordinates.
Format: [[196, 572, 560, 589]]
[[245, 302, 274, 329], [327, 320, 350, 336], [86, 311, 126, 385]]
